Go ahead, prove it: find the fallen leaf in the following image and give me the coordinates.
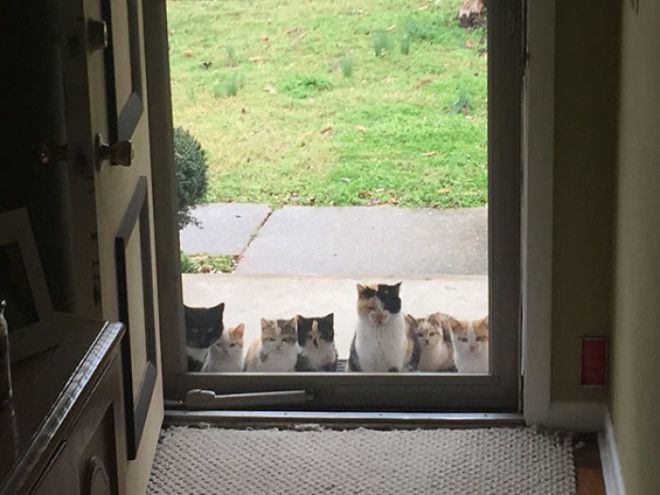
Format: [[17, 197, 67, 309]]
[[340, 177, 351, 183], [249, 55, 265, 63], [421, 151, 439, 157], [183, 49, 194, 57], [386, 24, 397, 31], [260, 34, 269, 42], [241, 108, 247, 114], [262, 84, 277, 93], [320, 126, 333, 136], [437, 188, 451, 194], [201, 60, 212, 68], [298, 32, 307, 40], [464, 39, 475, 48], [353, 125, 368, 132]]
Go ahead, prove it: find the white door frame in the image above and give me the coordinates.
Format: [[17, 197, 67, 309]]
[[522, 0, 605, 430]]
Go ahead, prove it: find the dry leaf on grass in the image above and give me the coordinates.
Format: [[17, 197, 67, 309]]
[[320, 126, 333, 136], [421, 151, 439, 157], [262, 84, 277, 93], [353, 125, 368, 132], [183, 49, 194, 57]]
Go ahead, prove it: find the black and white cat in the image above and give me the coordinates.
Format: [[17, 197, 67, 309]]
[[295, 313, 338, 371], [348, 282, 415, 372], [184, 303, 224, 371]]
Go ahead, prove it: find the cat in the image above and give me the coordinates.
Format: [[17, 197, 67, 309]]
[[406, 313, 455, 372], [348, 282, 415, 372], [445, 315, 489, 373], [295, 313, 338, 371], [202, 323, 245, 372], [243, 318, 298, 372], [184, 303, 224, 371]]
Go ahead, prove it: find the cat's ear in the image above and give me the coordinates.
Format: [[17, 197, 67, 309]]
[[430, 312, 447, 326], [260, 318, 270, 329], [476, 315, 488, 330], [357, 283, 367, 294], [323, 313, 334, 325], [443, 316, 462, 333], [392, 281, 402, 294], [405, 314, 416, 328], [286, 317, 298, 328], [232, 323, 245, 338]]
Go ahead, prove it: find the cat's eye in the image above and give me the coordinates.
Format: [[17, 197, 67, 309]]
[[476, 336, 487, 342], [430, 332, 436, 337], [229, 343, 236, 347], [417, 332, 423, 337], [267, 337, 276, 342], [460, 337, 468, 342]]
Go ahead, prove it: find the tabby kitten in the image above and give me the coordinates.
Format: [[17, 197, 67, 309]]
[[445, 315, 489, 374], [202, 323, 245, 372], [295, 313, 338, 372], [406, 313, 455, 372], [243, 318, 298, 372], [184, 303, 224, 371], [348, 282, 414, 372]]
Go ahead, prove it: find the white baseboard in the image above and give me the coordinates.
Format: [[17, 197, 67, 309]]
[[537, 401, 606, 431], [598, 411, 625, 495]]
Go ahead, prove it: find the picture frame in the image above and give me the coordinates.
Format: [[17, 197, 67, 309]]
[[0, 208, 61, 362], [115, 176, 158, 460], [103, 0, 143, 142]]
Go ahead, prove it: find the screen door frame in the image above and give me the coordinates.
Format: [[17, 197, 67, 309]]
[[148, 0, 524, 412]]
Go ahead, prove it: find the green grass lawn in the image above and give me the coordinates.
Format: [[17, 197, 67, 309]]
[[168, 0, 487, 208]]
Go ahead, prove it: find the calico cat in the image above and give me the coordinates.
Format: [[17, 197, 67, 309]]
[[243, 318, 298, 372], [445, 315, 489, 374], [406, 313, 455, 372], [295, 313, 338, 372], [184, 303, 224, 371], [202, 323, 245, 372], [348, 282, 415, 372]]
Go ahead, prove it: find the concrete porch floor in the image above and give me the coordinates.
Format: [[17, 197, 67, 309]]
[[182, 274, 488, 359]]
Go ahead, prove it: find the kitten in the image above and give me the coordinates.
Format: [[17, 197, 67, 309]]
[[243, 318, 298, 372], [202, 323, 245, 372], [184, 303, 224, 371], [406, 313, 455, 372], [445, 315, 489, 374], [348, 282, 414, 372], [295, 313, 338, 372]]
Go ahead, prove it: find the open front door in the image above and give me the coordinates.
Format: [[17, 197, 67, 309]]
[[59, 0, 159, 459]]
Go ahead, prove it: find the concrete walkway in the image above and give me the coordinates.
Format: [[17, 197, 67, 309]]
[[180, 203, 487, 276], [182, 274, 488, 359]]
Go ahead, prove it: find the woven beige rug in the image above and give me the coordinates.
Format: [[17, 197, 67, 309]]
[[148, 426, 575, 494]]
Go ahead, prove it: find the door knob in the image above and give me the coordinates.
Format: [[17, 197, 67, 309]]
[[96, 134, 133, 167]]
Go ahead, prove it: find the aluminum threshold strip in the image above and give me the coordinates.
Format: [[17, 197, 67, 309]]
[[165, 410, 524, 429]]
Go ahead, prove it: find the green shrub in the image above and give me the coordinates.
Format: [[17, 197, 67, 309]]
[[174, 127, 208, 229], [225, 73, 240, 96]]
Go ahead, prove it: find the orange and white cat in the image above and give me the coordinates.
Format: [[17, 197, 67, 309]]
[[202, 323, 245, 372], [445, 316, 489, 374], [244, 318, 298, 372]]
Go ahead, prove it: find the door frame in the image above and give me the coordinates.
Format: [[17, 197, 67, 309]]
[[146, 0, 536, 414]]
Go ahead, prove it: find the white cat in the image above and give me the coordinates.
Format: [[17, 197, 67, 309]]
[[348, 283, 413, 372], [406, 313, 454, 372], [202, 323, 245, 372], [243, 318, 298, 372], [446, 316, 489, 374]]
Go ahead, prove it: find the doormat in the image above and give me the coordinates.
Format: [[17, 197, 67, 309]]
[[147, 426, 575, 494]]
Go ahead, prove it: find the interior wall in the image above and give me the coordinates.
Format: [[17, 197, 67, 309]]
[[610, 1, 660, 493], [550, 0, 620, 402]]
